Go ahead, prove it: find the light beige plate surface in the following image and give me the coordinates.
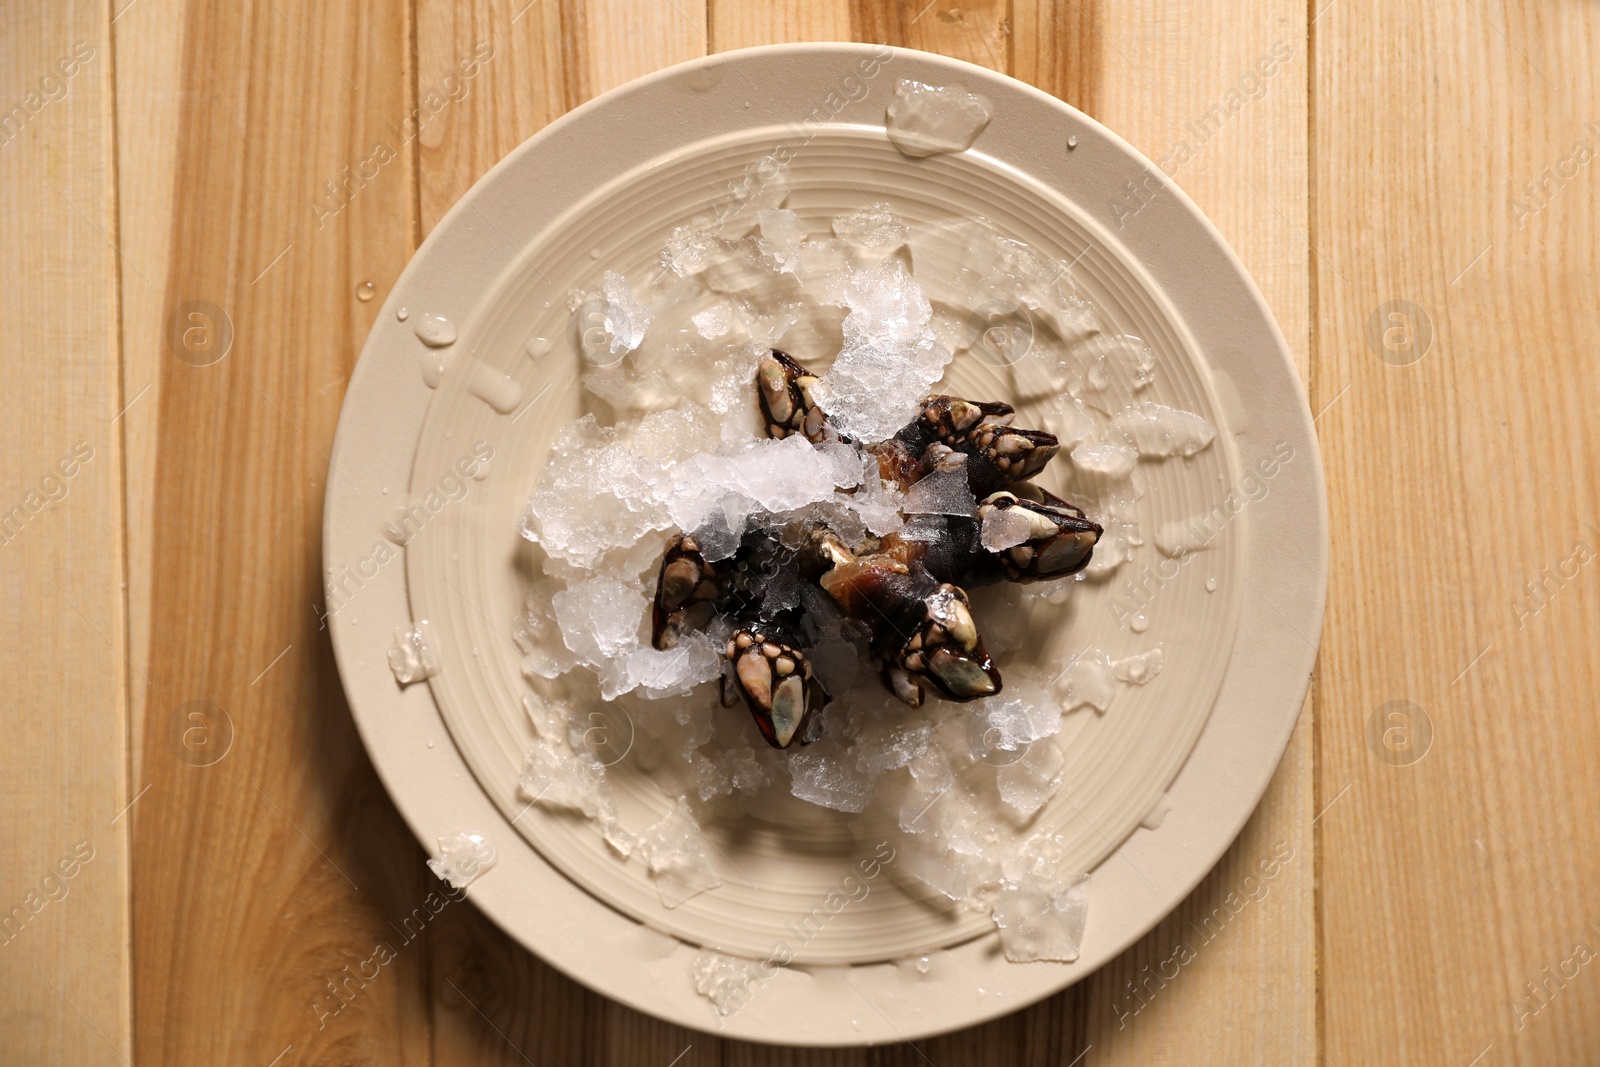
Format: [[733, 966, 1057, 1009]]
[[325, 44, 1327, 1045]]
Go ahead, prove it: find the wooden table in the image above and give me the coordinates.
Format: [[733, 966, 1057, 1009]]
[[7, 1, 1598, 1062]]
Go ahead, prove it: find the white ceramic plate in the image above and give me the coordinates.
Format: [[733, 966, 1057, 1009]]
[[325, 43, 1326, 1046]]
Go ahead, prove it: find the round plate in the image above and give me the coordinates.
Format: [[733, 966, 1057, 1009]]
[[325, 43, 1327, 1046]]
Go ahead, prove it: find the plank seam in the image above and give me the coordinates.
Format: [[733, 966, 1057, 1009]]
[[1306, 0, 1326, 1059], [104, 0, 138, 1055]]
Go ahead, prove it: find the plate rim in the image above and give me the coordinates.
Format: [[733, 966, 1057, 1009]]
[[324, 41, 1328, 1046]]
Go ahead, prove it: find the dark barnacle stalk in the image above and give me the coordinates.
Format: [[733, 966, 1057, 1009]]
[[649, 349, 1104, 749]]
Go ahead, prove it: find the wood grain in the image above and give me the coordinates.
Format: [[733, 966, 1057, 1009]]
[[0, 3, 129, 1064], [120, 1, 431, 1064], [1076, 4, 1316, 1059], [711, 0, 852, 48], [851, 0, 1010, 73], [1314, 2, 1600, 1064], [410, 2, 710, 1063], [18, 0, 1599, 1062], [1009, 1, 1099, 117]]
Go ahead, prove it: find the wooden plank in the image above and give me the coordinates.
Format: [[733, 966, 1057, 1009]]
[[850, 0, 1010, 73], [409, 2, 708, 1063], [113, 0, 184, 835], [1010, 0, 1099, 116], [0, 1, 129, 1063], [118, 2, 428, 1063], [1074, 4, 1315, 1060], [99, 0, 1318, 1061], [1314, 2, 1600, 1063], [711, 1, 853, 48], [416, 0, 708, 235]]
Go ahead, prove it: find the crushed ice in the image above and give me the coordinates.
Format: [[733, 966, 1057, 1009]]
[[885, 79, 994, 158], [427, 832, 496, 889], [388, 620, 440, 686], [506, 160, 1213, 961]]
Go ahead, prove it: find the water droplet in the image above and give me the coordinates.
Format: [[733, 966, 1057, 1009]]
[[427, 739, 435, 749], [357, 280, 376, 302], [1131, 613, 1150, 633], [396, 307, 410, 321], [1205, 577, 1217, 592], [1067, 135, 1079, 149], [589, 248, 601, 259], [414, 313, 457, 347], [527, 336, 552, 359]]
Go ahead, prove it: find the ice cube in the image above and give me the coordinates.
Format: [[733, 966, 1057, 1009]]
[[905, 217, 1097, 346], [709, 157, 791, 239], [818, 441, 866, 489], [692, 745, 769, 801], [1083, 529, 1130, 578], [666, 434, 841, 545], [901, 846, 973, 900], [980, 505, 1034, 550], [1155, 515, 1216, 557], [522, 415, 674, 569], [599, 633, 724, 701], [804, 633, 864, 697], [707, 344, 768, 417], [811, 260, 952, 443], [757, 208, 805, 273], [519, 738, 605, 818], [996, 740, 1066, 818], [692, 951, 761, 1016], [832, 205, 908, 264], [575, 271, 650, 357], [661, 225, 718, 277], [1043, 396, 1097, 449], [515, 580, 581, 680], [520, 695, 567, 741], [789, 749, 876, 814], [637, 798, 723, 907], [387, 620, 440, 685], [991, 871, 1089, 962], [702, 238, 799, 303], [791, 236, 850, 290], [427, 832, 497, 889], [902, 461, 973, 517], [1113, 646, 1164, 686], [908, 747, 954, 795], [1057, 648, 1117, 712], [852, 717, 933, 776], [897, 514, 950, 542], [1112, 402, 1215, 458], [885, 80, 993, 158], [1071, 440, 1139, 480], [1083, 333, 1157, 392], [552, 576, 648, 666], [598, 805, 638, 858], [692, 303, 734, 339], [966, 673, 1062, 756], [842, 459, 906, 536], [896, 832, 999, 902], [725, 747, 769, 794]]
